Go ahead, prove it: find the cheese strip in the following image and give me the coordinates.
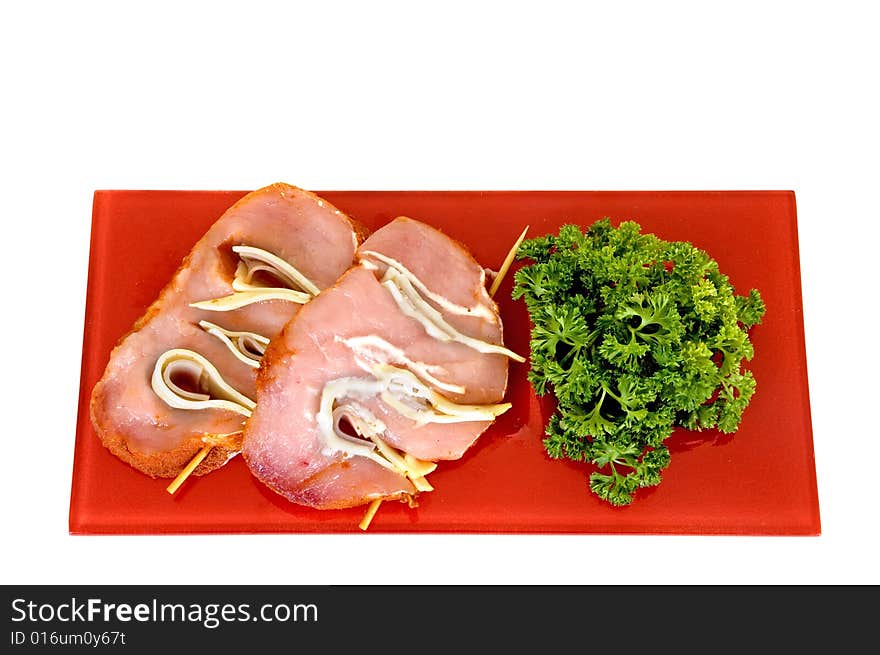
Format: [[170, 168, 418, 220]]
[[315, 363, 511, 476], [198, 320, 270, 369], [151, 349, 256, 417], [381, 268, 525, 362], [338, 335, 465, 395], [361, 249, 497, 321], [232, 245, 322, 296], [191, 288, 311, 310]]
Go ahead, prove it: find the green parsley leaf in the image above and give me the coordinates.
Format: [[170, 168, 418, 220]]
[[513, 219, 765, 505]]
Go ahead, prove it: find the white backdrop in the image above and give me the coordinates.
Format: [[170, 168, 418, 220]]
[[2, 0, 877, 585]]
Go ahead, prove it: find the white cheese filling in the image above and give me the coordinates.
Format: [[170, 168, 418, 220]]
[[360, 249, 497, 321], [337, 334, 465, 395], [198, 320, 270, 369], [191, 244, 318, 311], [381, 267, 525, 362], [151, 348, 256, 417], [315, 364, 511, 486]]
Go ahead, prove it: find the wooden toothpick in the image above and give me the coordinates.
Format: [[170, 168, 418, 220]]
[[166, 445, 212, 495], [358, 499, 383, 531], [489, 225, 529, 297]]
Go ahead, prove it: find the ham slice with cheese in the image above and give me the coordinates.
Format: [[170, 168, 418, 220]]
[[242, 217, 522, 509], [90, 183, 365, 478]]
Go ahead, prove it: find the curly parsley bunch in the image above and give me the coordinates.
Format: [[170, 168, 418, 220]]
[[513, 219, 765, 506]]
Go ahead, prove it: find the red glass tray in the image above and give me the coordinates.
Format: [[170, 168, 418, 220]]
[[70, 190, 820, 535]]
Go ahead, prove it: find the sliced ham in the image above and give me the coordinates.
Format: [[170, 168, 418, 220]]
[[90, 183, 365, 478], [242, 217, 520, 510]]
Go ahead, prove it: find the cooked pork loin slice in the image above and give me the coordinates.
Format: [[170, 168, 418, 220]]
[[90, 183, 364, 478], [242, 217, 519, 510]]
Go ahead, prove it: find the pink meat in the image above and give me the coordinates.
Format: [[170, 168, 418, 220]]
[[90, 183, 364, 478], [359, 217, 509, 403], [242, 217, 512, 510]]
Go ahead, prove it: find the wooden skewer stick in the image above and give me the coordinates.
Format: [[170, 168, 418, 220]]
[[166, 445, 211, 495], [358, 498, 383, 531], [488, 225, 529, 297], [357, 224, 530, 531]]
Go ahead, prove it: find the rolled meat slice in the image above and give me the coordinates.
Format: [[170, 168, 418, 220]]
[[90, 183, 365, 478], [242, 217, 522, 510]]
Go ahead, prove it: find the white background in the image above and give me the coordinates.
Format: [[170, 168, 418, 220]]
[[1, 1, 877, 585]]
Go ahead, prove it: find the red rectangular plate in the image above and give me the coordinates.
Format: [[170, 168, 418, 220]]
[[70, 190, 820, 535]]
